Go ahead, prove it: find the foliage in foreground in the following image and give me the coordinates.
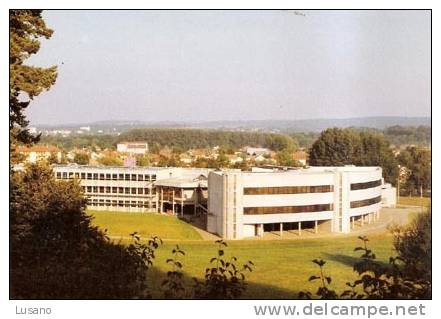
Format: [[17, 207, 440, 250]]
[[10, 163, 253, 299], [299, 232, 431, 299]]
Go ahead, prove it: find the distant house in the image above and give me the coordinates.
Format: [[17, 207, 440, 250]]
[[180, 153, 193, 164], [16, 145, 62, 163], [117, 141, 148, 155], [245, 147, 271, 156], [292, 150, 308, 166], [227, 154, 243, 164]]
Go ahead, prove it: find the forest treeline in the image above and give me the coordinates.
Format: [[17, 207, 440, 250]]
[[40, 125, 430, 151]]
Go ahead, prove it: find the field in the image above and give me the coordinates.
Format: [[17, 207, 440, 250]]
[[87, 209, 403, 299], [397, 196, 431, 208]]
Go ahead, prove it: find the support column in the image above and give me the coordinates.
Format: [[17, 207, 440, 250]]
[[280, 223, 283, 238], [298, 222, 302, 236], [258, 224, 264, 237], [368, 213, 371, 224], [315, 220, 318, 234], [181, 196, 184, 217], [172, 189, 175, 215], [361, 214, 364, 226], [160, 188, 164, 213], [194, 201, 197, 215], [351, 216, 355, 229]]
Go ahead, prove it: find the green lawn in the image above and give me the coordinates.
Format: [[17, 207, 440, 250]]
[[148, 234, 395, 299], [87, 210, 397, 299], [87, 210, 202, 241], [398, 196, 431, 207]]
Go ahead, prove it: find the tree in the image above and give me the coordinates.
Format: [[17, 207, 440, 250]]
[[309, 128, 399, 184], [358, 132, 398, 184], [97, 155, 123, 166], [10, 10, 57, 145], [136, 154, 151, 167], [10, 163, 160, 299], [73, 152, 90, 165], [276, 150, 302, 167], [397, 147, 431, 195], [309, 128, 362, 166]]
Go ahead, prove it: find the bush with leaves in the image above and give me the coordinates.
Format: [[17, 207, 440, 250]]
[[299, 236, 431, 299], [162, 245, 186, 299], [298, 259, 337, 299], [192, 240, 254, 299], [10, 162, 162, 299]]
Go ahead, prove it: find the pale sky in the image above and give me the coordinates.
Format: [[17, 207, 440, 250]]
[[26, 10, 431, 125]]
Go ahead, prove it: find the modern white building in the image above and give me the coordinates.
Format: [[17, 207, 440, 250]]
[[53, 165, 209, 214], [52, 164, 396, 239], [207, 166, 395, 239], [117, 141, 149, 155]]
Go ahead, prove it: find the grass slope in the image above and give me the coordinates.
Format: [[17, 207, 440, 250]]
[[87, 210, 398, 299], [397, 196, 431, 207], [87, 210, 202, 241], [148, 233, 395, 299]]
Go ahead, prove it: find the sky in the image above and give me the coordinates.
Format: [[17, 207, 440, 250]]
[[25, 10, 431, 125]]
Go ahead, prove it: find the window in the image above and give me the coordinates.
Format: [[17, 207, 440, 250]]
[[119, 187, 124, 194], [69, 172, 74, 179], [93, 186, 98, 193], [125, 187, 130, 194], [138, 174, 144, 181], [145, 188, 151, 195], [243, 185, 333, 195], [99, 173, 105, 180], [350, 179, 382, 191], [106, 187, 111, 193], [112, 174, 117, 180], [131, 174, 137, 181], [243, 204, 333, 215], [87, 186, 92, 193], [87, 173, 92, 180], [151, 174, 156, 181], [81, 173, 86, 179], [106, 173, 111, 180], [125, 174, 130, 181], [56, 172, 62, 179], [93, 173, 98, 180], [131, 188, 137, 194], [112, 187, 117, 194], [119, 173, 124, 180], [138, 188, 144, 195], [350, 196, 381, 209], [99, 186, 105, 193]]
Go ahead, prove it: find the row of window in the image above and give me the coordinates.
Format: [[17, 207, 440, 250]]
[[243, 204, 333, 215], [350, 195, 382, 209], [350, 179, 382, 191], [244, 185, 333, 195], [56, 171, 157, 181], [88, 198, 157, 209], [82, 186, 156, 195]]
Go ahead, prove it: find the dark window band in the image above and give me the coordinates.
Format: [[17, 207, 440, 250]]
[[243, 204, 333, 215], [350, 195, 381, 209], [350, 179, 381, 191], [244, 185, 333, 195]]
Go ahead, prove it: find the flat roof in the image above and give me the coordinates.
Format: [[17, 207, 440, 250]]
[[52, 164, 168, 172], [154, 177, 207, 188]]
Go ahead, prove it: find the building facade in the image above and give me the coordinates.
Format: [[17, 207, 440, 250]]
[[53, 165, 209, 213], [53, 164, 396, 239], [207, 166, 394, 239], [116, 141, 149, 155]]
